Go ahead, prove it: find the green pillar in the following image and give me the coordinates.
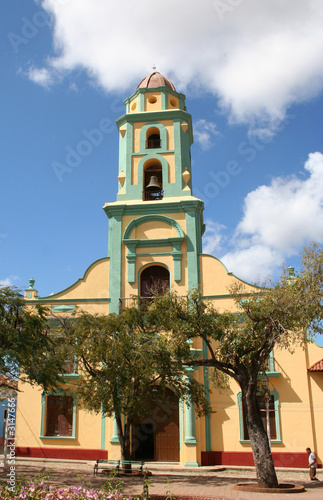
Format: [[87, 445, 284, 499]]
[[106, 207, 124, 313], [110, 414, 119, 443], [184, 367, 197, 445]]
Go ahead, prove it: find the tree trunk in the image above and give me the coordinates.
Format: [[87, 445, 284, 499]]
[[115, 414, 132, 472], [241, 383, 278, 488]]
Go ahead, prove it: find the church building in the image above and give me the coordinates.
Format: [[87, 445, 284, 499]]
[[16, 72, 322, 468]]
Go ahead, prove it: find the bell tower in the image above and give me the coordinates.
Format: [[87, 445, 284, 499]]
[[104, 72, 205, 314]]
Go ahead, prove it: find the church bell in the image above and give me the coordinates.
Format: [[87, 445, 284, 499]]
[[146, 175, 161, 190]]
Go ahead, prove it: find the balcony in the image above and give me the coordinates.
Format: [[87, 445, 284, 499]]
[[119, 297, 153, 312]]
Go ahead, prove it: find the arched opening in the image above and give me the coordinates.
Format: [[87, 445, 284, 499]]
[[140, 265, 169, 298], [144, 164, 163, 201], [132, 387, 179, 461], [146, 127, 161, 149]]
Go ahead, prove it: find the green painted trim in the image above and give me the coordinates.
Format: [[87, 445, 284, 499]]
[[124, 214, 184, 239], [265, 371, 281, 379], [203, 341, 211, 452], [139, 122, 168, 152], [123, 215, 184, 284], [135, 252, 174, 257], [101, 410, 106, 450], [124, 86, 187, 109], [138, 92, 145, 112], [184, 461, 199, 467], [125, 237, 183, 249], [40, 390, 77, 440], [58, 374, 80, 381], [104, 198, 204, 217], [40, 394, 45, 437], [179, 399, 183, 451], [269, 351, 275, 372], [106, 208, 124, 314], [313, 336, 323, 348], [161, 90, 167, 110], [39, 436, 77, 440], [202, 293, 259, 300], [110, 414, 120, 443], [184, 367, 197, 445], [26, 298, 110, 304], [116, 109, 193, 145], [237, 390, 281, 443], [185, 210, 201, 289], [51, 305, 76, 313]]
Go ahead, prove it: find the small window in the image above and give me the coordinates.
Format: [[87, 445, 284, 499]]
[[46, 395, 73, 437], [238, 391, 281, 442], [146, 133, 161, 149], [243, 395, 276, 440]]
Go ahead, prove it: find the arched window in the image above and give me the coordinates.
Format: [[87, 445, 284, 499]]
[[146, 127, 161, 149], [140, 265, 169, 298], [144, 164, 163, 201]]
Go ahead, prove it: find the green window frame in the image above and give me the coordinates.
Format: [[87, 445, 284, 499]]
[[237, 390, 281, 444], [40, 391, 77, 440]]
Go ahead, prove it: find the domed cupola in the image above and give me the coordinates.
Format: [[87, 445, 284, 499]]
[[137, 72, 176, 91]]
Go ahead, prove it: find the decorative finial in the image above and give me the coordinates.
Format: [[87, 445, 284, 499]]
[[287, 266, 295, 278], [29, 277, 35, 289], [152, 64, 156, 71]]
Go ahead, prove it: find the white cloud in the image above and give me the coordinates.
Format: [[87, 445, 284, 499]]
[[218, 152, 323, 281], [203, 220, 227, 255], [0, 276, 19, 287], [27, 67, 55, 87], [31, 0, 323, 134], [194, 120, 220, 150]]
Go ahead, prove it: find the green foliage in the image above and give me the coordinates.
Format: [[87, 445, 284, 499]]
[[60, 304, 210, 459], [150, 243, 323, 488], [63, 307, 209, 417], [0, 286, 67, 391], [151, 243, 323, 384]]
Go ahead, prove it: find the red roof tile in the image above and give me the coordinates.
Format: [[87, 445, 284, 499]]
[[137, 72, 176, 91], [308, 359, 323, 372]]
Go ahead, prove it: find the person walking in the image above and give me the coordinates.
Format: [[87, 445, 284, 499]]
[[306, 447, 318, 480]]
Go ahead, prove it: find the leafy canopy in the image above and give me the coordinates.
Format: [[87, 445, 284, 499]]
[[0, 286, 68, 390], [62, 306, 210, 420]]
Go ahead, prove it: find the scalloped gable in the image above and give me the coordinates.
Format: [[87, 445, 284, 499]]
[[199, 254, 259, 306], [39, 258, 110, 301]]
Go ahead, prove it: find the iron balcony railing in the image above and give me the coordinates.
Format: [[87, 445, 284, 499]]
[[119, 297, 154, 312], [146, 138, 161, 149], [144, 189, 164, 201]]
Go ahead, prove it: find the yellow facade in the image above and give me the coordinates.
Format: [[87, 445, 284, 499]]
[[15, 72, 322, 467]]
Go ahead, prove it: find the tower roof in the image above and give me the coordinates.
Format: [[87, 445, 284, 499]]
[[137, 72, 176, 91]]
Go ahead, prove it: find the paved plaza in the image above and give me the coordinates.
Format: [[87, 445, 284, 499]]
[[0, 459, 322, 499]]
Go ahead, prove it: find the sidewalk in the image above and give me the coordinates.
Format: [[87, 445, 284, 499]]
[[0, 458, 322, 499]]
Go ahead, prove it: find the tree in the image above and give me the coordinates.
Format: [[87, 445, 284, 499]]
[[61, 306, 210, 464], [0, 286, 68, 391], [151, 243, 323, 488]]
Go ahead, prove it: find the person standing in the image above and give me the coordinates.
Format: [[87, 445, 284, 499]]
[[306, 447, 318, 480]]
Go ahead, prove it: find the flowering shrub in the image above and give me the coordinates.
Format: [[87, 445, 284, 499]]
[[0, 482, 133, 499]]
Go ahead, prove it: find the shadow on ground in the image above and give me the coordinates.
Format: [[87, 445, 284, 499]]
[[1, 464, 322, 497]]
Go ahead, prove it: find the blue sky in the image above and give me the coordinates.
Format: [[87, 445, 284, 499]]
[[1, 0, 323, 297]]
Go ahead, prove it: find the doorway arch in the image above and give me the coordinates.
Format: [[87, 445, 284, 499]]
[[140, 265, 170, 298], [132, 387, 180, 462]]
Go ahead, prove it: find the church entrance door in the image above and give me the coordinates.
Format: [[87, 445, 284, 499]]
[[132, 388, 179, 462]]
